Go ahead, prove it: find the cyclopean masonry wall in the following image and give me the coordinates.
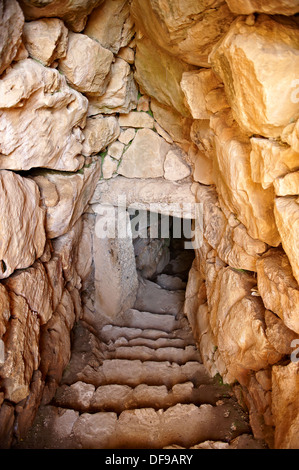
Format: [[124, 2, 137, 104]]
[[0, 0, 299, 449]]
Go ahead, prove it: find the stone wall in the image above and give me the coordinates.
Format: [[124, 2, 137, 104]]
[[0, 0, 298, 449]]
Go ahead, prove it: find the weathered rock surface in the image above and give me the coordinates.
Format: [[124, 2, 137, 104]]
[[23, 18, 68, 66], [274, 197, 299, 285], [118, 128, 170, 178], [131, 0, 236, 67], [225, 0, 299, 15], [0, 170, 46, 279], [0, 59, 88, 171], [210, 15, 299, 138], [32, 159, 101, 238], [163, 148, 191, 181], [0, 0, 24, 75], [88, 58, 138, 115], [119, 111, 154, 129], [82, 115, 120, 156], [274, 172, 299, 196], [18, 0, 105, 32], [211, 110, 280, 246], [84, 0, 134, 54], [58, 32, 114, 95]]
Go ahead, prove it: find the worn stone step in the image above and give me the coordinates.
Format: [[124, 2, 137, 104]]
[[104, 344, 201, 364], [62, 359, 210, 388], [122, 308, 178, 332], [134, 279, 185, 315], [155, 274, 187, 291], [16, 401, 250, 449], [54, 380, 230, 414]]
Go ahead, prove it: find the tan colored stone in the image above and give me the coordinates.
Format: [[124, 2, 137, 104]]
[[163, 148, 191, 181], [188, 144, 214, 185], [4, 260, 54, 325], [0, 0, 24, 75], [0, 293, 40, 403], [119, 111, 154, 129], [190, 120, 215, 160], [272, 362, 299, 449], [134, 36, 195, 118], [225, 0, 299, 15], [0, 170, 46, 280], [180, 69, 224, 119], [210, 110, 280, 246], [118, 128, 136, 145], [0, 59, 88, 171], [18, 0, 105, 32], [131, 0, 236, 67], [32, 160, 101, 239], [0, 285, 10, 339], [102, 156, 118, 179], [82, 115, 120, 156], [210, 15, 299, 138], [265, 310, 299, 355], [274, 197, 299, 285], [88, 58, 138, 115], [118, 128, 170, 178], [137, 95, 150, 113], [117, 46, 135, 64], [84, 0, 134, 54], [282, 119, 299, 153], [151, 99, 193, 153], [257, 248, 299, 333], [23, 18, 68, 66], [250, 137, 299, 190], [13, 41, 29, 63], [274, 171, 299, 196], [107, 141, 124, 160], [58, 32, 113, 96]]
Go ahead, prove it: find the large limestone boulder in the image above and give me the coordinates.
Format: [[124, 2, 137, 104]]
[[210, 15, 299, 138], [22, 18, 68, 66], [82, 115, 120, 156], [0, 59, 88, 171], [257, 248, 299, 334], [18, 0, 105, 32], [0, 170, 46, 280], [250, 138, 299, 190], [131, 0, 236, 67], [58, 32, 114, 96], [0, 0, 24, 75], [88, 58, 138, 115], [117, 128, 170, 178], [134, 36, 195, 118], [272, 362, 299, 449], [210, 110, 280, 246], [225, 0, 299, 15], [32, 159, 102, 239], [274, 197, 299, 285], [84, 0, 134, 54]]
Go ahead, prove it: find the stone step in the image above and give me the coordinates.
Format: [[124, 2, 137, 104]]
[[54, 380, 230, 414], [62, 359, 210, 388], [155, 274, 187, 291], [133, 278, 185, 315], [16, 401, 250, 449], [103, 344, 201, 364], [122, 308, 178, 332]]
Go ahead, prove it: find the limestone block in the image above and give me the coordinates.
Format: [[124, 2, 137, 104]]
[[274, 197, 299, 285], [0, 285, 10, 339], [163, 148, 191, 181], [188, 145, 214, 185], [225, 0, 299, 15], [107, 141, 124, 160], [119, 111, 154, 129], [257, 248, 299, 333], [118, 128, 136, 145], [180, 69, 224, 119], [84, 0, 134, 54], [272, 362, 299, 449], [118, 128, 170, 178], [210, 110, 280, 246], [131, 0, 236, 67], [23, 18, 68, 66], [265, 310, 299, 355], [32, 159, 101, 239], [82, 115, 120, 157], [58, 32, 113, 96], [250, 138, 299, 190], [117, 46, 135, 64], [274, 171, 299, 196], [282, 119, 299, 153], [0, 59, 88, 171], [102, 156, 118, 179], [134, 36, 195, 118], [0, 293, 40, 403], [0, 0, 24, 75], [18, 0, 105, 32], [210, 15, 299, 138], [0, 170, 46, 280], [88, 58, 138, 115]]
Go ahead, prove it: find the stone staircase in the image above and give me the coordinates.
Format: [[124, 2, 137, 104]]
[[15, 248, 266, 449]]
